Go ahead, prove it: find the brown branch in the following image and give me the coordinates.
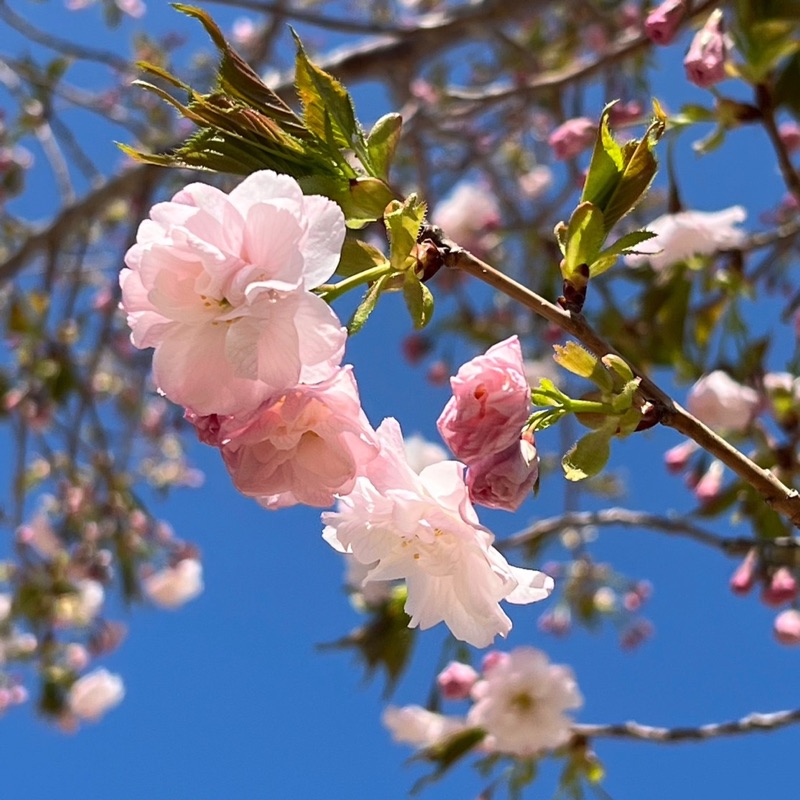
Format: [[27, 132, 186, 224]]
[[498, 508, 755, 557], [442, 243, 800, 529], [756, 83, 800, 205], [574, 707, 800, 743]]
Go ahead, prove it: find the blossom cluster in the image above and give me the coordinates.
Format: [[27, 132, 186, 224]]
[[121, 171, 553, 650], [384, 646, 582, 758]]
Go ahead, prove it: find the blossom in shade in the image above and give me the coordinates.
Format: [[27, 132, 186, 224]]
[[322, 418, 554, 648], [383, 705, 466, 748], [779, 121, 800, 154], [624, 206, 747, 270], [774, 609, 800, 646], [437, 336, 531, 464], [686, 370, 760, 433], [684, 9, 728, 88], [518, 165, 553, 199], [437, 661, 479, 701], [210, 367, 378, 509], [467, 432, 539, 512], [644, 0, 686, 45], [431, 182, 500, 255], [467, 647, 582, 756], [548, 118, 595, 161], [143, 558, 204, 609], [120, 170, 347, 415], [68, 669, 125, 721]]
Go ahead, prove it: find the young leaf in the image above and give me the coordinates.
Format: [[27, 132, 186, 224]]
[[581, 103, 624, 211], [563, 202, 606, 282], [365, 113, 403, 181], [562, 427, 613, 481], [385, 194, 427, 271], [403, 273, 435, 329], [336, 237, 389, 278], [348, 273, 391, 334]]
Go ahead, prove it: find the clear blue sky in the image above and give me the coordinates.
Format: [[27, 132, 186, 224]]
[[2, 3, 798, 799]]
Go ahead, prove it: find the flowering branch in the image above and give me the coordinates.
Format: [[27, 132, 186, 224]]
[[574, 707, 800, 743], [439, 240, 800, 528]]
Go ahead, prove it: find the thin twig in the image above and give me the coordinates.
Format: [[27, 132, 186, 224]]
[[756, 83, 800, 205], [574, 707, 800, 743]]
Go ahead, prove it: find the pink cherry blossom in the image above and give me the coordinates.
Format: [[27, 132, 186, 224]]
[[437, 336, 531, 465], [664, 439, 698, 473], [213, 367, 379, 509], [143, 558, 204, 609], [774, 609, 800, 646], [729, 550, 757, 596], [686, 370, 760, 433], [684, 9, 728, 89], [644, 0, 687, 45], [694, 459, 724, 504], [624, 206, 746, 270], [431, 182, 500, 255], [120, 170, 347, 415], [467, 432, 539, 511], [761, 568, 798, 608], [382, 705, 466, 748], [437, 661, 479, 701], [68, 669, 125, 721], [468, 647, 582, 756], [779, 121, 800, 154], [548, 118, 595, 161], [322, 418, 553, 648]]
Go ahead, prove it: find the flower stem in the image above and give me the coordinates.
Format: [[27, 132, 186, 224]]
[[317, 263, 393, 303]]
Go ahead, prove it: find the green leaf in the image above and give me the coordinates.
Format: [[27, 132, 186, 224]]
[[562, 427, 613, 481], [365, 113, 403, 180], [403, 274, 435, 329], [411, 728, 487, 795], [301, 175, 395, 228], [552, 342, 613, 391], [336, 237, 388, 278], [563, 202, 606, 282], [385, 194, 427, 271], [348, 273, 391, 334], [692, 125, 727, 155], [293, 30, 364, 152], [581, 103, 624, 212]]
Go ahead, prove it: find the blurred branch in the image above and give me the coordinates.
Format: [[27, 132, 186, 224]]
[[574, 707, 800, 742], [756, 82, 800, 204]]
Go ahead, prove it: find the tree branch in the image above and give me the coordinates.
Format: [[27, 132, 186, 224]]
[[441, 242, 800, 529]]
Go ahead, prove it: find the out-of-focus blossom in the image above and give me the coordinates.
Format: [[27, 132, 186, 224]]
[[684, 9, 728, 88], [17, 512, 62, 559], [54, 580, 105, 627], [644, 0, 687, 45], [624, 206, 747, 270], [143, 559, 203, 609], [686, 370, 759, 433], [694, 459, 724, 504], [0, 593, 11, 622], [431, 182, 500, 255], [121, 170, 346, 415], [231, 16, 258, 45], [383, 705, 466, 748], [548, 118, 595, 161], [608, 100, 644, 126], [774, 609, 800, 645], [403, 433, 448, 474], [437, 337, 531, 464], [116, 0, 145, 17], [323, 419, 554, 648], [778, 121, 800, 154], [664, 439, 699, 473], [518, 165, 553, 199], [761, 568, 798, 608], [481, 650, 511, 675], [211, 367, 378, 509], [437, 661, 479, 701], [468, 647, 582, 756], [68, 669, 125, 721], [467, 432, 539, 512]]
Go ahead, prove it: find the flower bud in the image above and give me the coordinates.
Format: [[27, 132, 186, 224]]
[[645, 0, 687, 46], [694, 460, 724, 504], [729, 550, 757, 596], [686, 371, 759, 433], [437, 661, 479, 700], [481, 650, 511, 676], [774, 608, 800, 645], [761, 567, 798, 607], [664, 440, 698, 473], [68, 668, 125, 721], [684, 10, 728, 89]]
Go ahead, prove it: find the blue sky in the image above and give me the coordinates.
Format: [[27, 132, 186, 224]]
[[2, 2, 799, 799]]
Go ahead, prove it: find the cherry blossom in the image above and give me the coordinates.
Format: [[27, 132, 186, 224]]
[[644, 0, 686, 45], [121, 170, 347, 415], [68, 669, 125, 722], [686, 370, 760, 433], [431, 182, 500, 255], [684, 9, 728, 89], [322, 418, 553, 648], [403, 433, 448, 474], [467, 647, 582, 756], [437, 661, 479, 700], [383, 705, 466, 748], [143, 559, 204, 609], [774, 609, 800, 646], [211, 367, 379, 509], [624, 206, 747, 270], [467, 432, 539, 512], [547, 118, 595, 161]]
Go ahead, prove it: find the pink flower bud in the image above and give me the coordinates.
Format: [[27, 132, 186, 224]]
[[467, 433, 539, 512], [684, 10, 728, 89], [480, 650, 511, 676], [548, 118, 596, 160], [729, 550, 757, 596], [761, 567, 798, 607], [645, 0, 687, 45], [774, 609, 800, 645], [694, 460, 724, 504], [437, 336, 531, 464], [687, 371, 759, 433], [437, 661, 479, 700], [779, 121, 800, 154], [664, 440, 698, 473], [608, 100, 644, 126], [623, 591, 642, 611]]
